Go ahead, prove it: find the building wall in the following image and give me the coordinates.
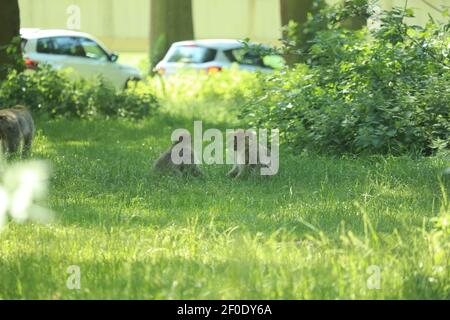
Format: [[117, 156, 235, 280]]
[[19, 0, 449, 52], [193, 0, 282, 44], [380, 0, 449, 25], [19, 0, 150, 51]]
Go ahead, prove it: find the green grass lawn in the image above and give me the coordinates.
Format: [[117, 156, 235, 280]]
[[0, 99, 448, 299]]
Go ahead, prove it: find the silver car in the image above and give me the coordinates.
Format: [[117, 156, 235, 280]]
[[21, 28, 142, 90], [154, 39, 284, 76]]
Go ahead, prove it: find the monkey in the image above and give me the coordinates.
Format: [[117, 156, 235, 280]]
[[0, 105, 35, 158], [227, 129, 274, 179], [153, 133, 204, 177]]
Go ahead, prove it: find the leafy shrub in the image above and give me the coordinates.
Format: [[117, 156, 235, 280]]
[[241, 6, 450, 155], [0, 66, 159, 119]]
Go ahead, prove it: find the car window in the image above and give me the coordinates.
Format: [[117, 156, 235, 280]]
[[36, 37, 55, 54], [224, 48, 268, 68], [37, 37, 86, 57], [54, 37, 85, 57], [21, 38, 28, 53], [79, 38, 109, 60], [167, 46, 216, 64]]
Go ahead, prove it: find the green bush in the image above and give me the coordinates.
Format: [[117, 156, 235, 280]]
[[0, 66, 159, 119], [241, 6, 450, 156], [146, 67, 259, 105]]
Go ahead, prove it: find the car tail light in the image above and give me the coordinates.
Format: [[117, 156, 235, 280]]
[[24, 58, 38, 70], [207, 66, 222, 73]]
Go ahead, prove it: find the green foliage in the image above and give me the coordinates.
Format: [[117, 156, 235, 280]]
[[0, 67, 448, 299], [0, 66, 159, 120], [280, 0, 370, 63], [0, 37, 25, 80], [279, 0, 328, 63], [0, 110, 448, 299], [147, 68, 259, 106], [241, 6, 450, 155]]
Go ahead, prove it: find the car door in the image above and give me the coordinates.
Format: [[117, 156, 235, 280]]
[[49, 36, 92, 78], [29, 36, 80, 75], [77, 37, 127, 89]]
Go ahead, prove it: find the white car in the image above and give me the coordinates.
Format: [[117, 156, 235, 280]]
[[154, 39, 284, 76], [20, 29, 142, 90]]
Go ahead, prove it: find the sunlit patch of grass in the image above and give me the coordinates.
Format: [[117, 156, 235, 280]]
[[0, 97, 448, 299]]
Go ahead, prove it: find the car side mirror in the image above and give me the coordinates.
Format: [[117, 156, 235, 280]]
[[109, 53, 119, 62]]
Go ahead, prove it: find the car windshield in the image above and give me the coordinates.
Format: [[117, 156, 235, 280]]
[[79, 38, 109, 60], [167, 45, 216, 64]]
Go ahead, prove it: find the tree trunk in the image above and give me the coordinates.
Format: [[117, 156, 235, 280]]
[[149, 0, 194, 70], [280, 0, 320, 64], [341, 0, 368, 30], [0, 0, 22, 80], [280, 0, 314, 32]]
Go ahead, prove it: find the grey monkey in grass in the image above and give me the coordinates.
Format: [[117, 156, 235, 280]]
[[153, 132, 204, 177], [227, 129, 275, 179], [0, 105, 35, 158]]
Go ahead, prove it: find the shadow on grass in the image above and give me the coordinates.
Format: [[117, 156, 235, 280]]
[[37, 111, 235, 146], [50, 162, 439, 238], [31, 113, 447, 238]]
